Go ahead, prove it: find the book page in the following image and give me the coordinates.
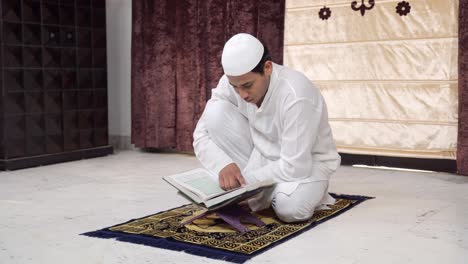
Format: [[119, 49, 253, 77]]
[[164, 168, 275, 207], [203, 178, 275, 209], [172, 169, 226, 200]]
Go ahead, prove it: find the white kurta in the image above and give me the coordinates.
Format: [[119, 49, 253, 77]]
[[193, 63, 341, 193]]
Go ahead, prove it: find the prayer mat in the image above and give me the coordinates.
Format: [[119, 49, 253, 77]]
[[82, 193, 373, 263]]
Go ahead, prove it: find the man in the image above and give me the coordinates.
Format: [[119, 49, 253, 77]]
[[193, 33, 341, 223]]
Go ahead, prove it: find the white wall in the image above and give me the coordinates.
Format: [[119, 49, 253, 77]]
[[106, 0, 132, 149]]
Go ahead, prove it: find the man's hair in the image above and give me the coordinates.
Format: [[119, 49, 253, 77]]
[[251, 42, 272, 75]]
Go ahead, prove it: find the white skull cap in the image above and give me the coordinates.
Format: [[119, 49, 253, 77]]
[[221, 33, 264, 76]]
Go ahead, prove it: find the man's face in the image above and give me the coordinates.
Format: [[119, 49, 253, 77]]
[[227, 61, 273, 107]]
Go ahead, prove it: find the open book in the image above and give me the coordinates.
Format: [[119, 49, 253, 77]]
[[163, 168, 274, 211]]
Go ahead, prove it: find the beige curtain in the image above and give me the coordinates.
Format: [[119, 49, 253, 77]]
[[284, 0, 458, 160]]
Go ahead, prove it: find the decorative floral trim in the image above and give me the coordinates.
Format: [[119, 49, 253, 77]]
[[396, 1, 411, 16], [319, 6, 332, 20], [316, 1, 413, 20], [351, 0, 375, 16]]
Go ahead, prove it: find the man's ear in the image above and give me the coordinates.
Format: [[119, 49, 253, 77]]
[[264, 60, 273, 75]]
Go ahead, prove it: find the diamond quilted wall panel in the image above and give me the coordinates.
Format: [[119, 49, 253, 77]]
[[1, 0, 110, 167]]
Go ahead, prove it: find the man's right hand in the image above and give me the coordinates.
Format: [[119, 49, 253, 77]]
[[219, 163, 246, 190]]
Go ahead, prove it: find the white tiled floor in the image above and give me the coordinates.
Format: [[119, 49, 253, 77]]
[[0, 150, 467, 264]]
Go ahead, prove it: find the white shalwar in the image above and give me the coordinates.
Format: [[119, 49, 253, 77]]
[[193, 63, 341, 223]]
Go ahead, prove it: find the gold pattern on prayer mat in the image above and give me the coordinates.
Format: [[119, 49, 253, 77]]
[[109, 198, 355, 254]]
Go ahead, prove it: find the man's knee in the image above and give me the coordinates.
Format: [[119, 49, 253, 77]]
[[203, 100, 239, 134], [272, 193, 315, 223]]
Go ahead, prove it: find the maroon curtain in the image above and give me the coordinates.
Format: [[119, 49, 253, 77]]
[[458, 0, 468, 175], [131, 0, 285, 151]]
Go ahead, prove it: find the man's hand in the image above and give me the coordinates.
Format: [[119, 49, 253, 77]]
[[219, 163, 246, 190]]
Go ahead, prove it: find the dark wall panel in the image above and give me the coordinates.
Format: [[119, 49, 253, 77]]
[[1, 0, 112, 170]]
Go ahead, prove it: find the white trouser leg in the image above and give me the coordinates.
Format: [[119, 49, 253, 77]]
[[202, 100, 253, 171], [269, 181, 330, 223]]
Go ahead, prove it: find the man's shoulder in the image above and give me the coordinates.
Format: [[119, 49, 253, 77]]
[[217, 74, 229, 86], [275, 65, 319, 101]]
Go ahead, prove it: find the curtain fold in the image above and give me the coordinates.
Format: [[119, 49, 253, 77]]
[[458, 0, 468, 175], [131, 0, 285, 151]]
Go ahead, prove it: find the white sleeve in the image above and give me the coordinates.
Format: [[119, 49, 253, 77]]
[[245, 98, 323, 183], [192, 76, 238, 176]]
